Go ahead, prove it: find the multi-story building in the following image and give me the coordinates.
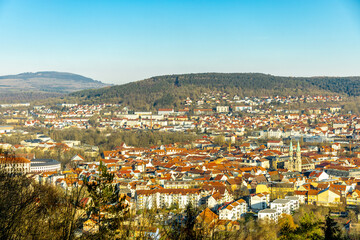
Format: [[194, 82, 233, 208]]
[[284, 196, 300, 212], [30, 159, 61, 172], [250, 192, 270, 210], [216, 106, 229, 113], [219, 199, 247, 220], [0, 155, 31, 174], [346, 189, 360, 206], [270, 199, 292, 216], [258, 209, 278, 222], [135, 188, 203, 209]]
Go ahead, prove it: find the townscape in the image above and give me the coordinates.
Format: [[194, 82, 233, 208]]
[[1, 93, 359, 239], [1, 0, 358, 239]]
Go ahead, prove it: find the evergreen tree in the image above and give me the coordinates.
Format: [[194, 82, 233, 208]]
[[295, 212, 323, 240], [165, 202, 204, 240], [323, 213, 344, 240], [83, 161, 129, 238]]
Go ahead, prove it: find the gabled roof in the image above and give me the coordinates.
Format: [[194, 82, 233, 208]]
[[221, 199, 247, 211], [197, 208, 219, 224]]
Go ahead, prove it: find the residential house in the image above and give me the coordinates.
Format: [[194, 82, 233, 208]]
[[316, 188, 341, 206], [346, 189, 360, 206]]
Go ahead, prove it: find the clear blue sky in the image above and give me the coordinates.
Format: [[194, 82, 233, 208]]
[[0, 0, 359, 84]]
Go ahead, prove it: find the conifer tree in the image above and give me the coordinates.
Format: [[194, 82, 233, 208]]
[[83, 161, 129, 238], [323, 213, 344, 240]]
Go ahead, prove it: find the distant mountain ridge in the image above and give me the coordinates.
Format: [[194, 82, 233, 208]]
[[0, 71, 111, 103], [69, 72, 360, 110], [0, 71, 110, 93], [0, 71, 95, 81]]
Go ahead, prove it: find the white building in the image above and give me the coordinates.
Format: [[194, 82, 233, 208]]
[[0, 156, 30, 174], [135, 188, 203, 209], [233, 106, 252, 112], [158, 109, 174, 115], [270, 199, 292, 215], [294, 191, 307, 204], [30, 159, 61, 172], [258, 209, 278, 222], [267, 128, 283, 139], [0, 125, 14, 134], [284, 196, 300, 212], [219, 199, 247, 220], [216, 106, 229, 113], [250, 192, 270, 210]]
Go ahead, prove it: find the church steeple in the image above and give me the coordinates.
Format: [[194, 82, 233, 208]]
[[288, 141, 294, 171], [295, 141, 302, 172], [296, 141, 300, 153]]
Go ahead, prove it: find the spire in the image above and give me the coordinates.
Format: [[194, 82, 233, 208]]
[[295, 141, 302, 172], [289, 141, 293, 152], [297, 141, 301, 152]]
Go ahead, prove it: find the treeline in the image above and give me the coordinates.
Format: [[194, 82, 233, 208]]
[[68, 73, 360, 110], [49, 129, 199, 150], [0, 91, 64, 103]]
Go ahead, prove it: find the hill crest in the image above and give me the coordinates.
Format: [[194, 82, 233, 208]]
[[0, 71, 111, 103]]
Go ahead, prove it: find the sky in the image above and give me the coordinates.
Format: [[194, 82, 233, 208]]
[[0, 0, 359, 84]]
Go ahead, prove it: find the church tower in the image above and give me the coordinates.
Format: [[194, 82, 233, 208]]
[[295, 141, 302, 172], [272, 157, 278, 170], [288, 141, 294, 171]]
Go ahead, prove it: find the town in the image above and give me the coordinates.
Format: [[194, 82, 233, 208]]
[[0, 93, 359, 238]]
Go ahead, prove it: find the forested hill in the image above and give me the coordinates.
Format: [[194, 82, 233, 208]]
[[69, 73, 360, 110]]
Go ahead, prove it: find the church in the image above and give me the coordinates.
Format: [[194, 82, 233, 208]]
[[287, 141, 302, 172]]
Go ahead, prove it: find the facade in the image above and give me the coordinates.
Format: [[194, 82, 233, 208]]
[[135, 188, 203, 209], [193, 109, 213, 115], [270, 199, 292, 215], [307, 190, 320, 205], [258, 209, 278, 222], [30, 159, 61, 172], [216, 106, 229, 113], [207, 193, 224, 209], [346, 190, 360, 206], [163, 180, 196, 189], [284, 196, 300, 212], [293, 191, 307, 204], [270, 182, 294, 199], [267, 128, 282, 139], [0, 156, 30, 174], [287, 142, 302, 172], [250, 192, 270, 210], [219, 199, 247, 220], [316, 188, 341, 206], [158, 109, 174, 115], [0, 125, 14, 134], [233, 106, 252, 112]]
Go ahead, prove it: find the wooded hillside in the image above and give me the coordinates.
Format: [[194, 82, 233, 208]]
[[69, 73, 360, 110]]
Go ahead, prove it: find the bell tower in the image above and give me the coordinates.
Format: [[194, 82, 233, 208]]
[[295, 141, 302, 172], [288, 141, 294, 171]]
